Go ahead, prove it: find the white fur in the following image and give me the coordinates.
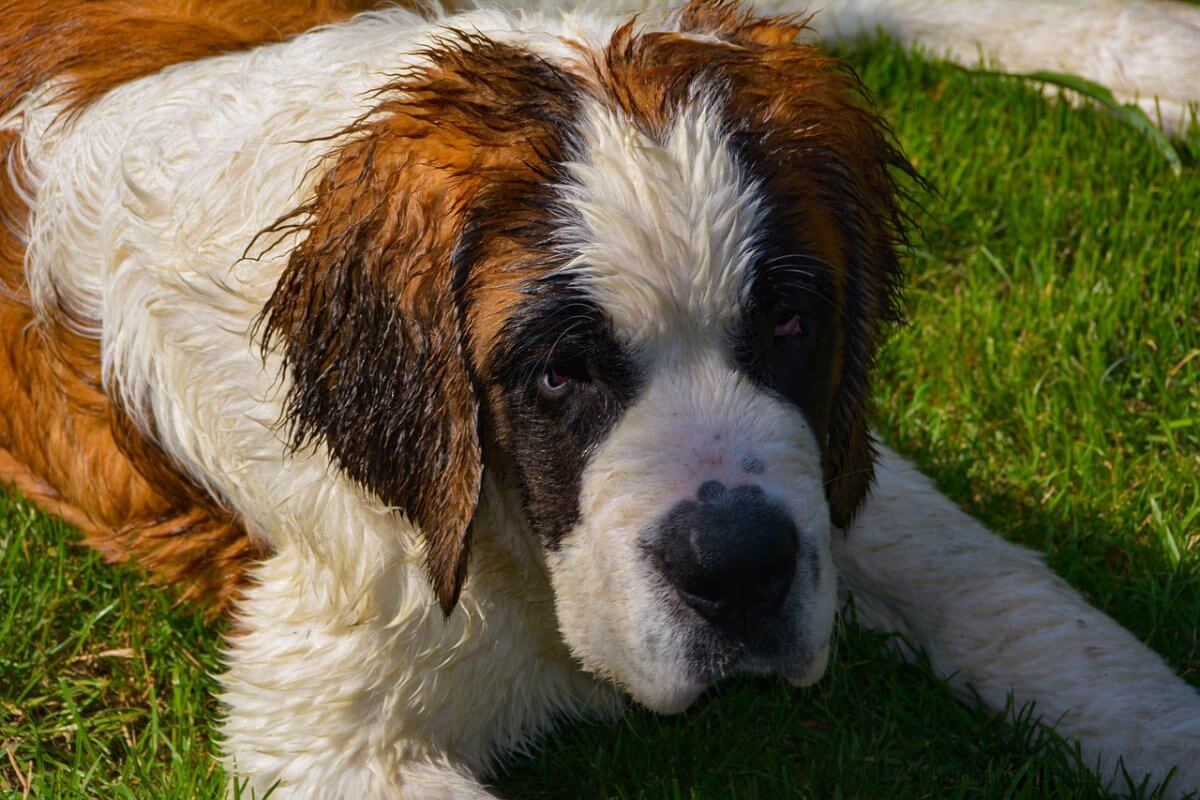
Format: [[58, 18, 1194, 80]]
[[4, 1, 1199, 798], [556, 99, 763, 340], [806, 0, 1200, 135], [846, 447, 1200, 794]]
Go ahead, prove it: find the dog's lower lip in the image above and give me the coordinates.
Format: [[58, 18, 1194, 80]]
[[783, 642, 830, 687], [783, 667, 821, 687], [627, 677, 707, 715], [689, 639, 820, 685]]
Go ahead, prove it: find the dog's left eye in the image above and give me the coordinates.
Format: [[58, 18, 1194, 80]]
[[773, 312, 805, 339]]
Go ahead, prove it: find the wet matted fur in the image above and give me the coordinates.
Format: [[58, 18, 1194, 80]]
[[2, 0, 1200, 797]]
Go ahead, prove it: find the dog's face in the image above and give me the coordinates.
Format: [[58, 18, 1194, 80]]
[[262, 2, 911, 711], [484, 96, 851, 708]]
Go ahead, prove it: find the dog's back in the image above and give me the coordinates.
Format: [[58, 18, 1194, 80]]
[[0, 0, 380, 607]]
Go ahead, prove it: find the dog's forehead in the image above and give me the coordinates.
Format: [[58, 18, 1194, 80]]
[[552, 97, 764, 349]]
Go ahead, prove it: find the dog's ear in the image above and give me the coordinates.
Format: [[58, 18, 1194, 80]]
[[259, 38, 579, 613], [821, 237, 906, 530], [261, 129, 483, 613], [789, 81, 915, 532], [773, 84, 914, 532], [803, 95, 915, 531]]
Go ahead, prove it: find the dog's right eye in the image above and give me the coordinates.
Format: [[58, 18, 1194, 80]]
[[539, 357, 588, 397]]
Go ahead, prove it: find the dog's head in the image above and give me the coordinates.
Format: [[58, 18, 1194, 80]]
[[261, 1, 912, 712]]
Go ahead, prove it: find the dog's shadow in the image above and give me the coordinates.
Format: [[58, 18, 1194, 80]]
[[495, 445, 1200, 800]]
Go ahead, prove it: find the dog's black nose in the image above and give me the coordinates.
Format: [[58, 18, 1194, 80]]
[[647, 482, 798, 633]]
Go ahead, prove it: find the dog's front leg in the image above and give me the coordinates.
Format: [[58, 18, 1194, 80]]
[[215, 501, 603, 800], [836, 445, 1200, 796], [218, 547, 501, 799]]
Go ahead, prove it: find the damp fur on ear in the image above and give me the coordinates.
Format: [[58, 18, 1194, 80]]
[[257, 32, 582, 614]]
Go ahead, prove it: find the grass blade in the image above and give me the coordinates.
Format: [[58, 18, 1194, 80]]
[[969, 68, 1184, 176]]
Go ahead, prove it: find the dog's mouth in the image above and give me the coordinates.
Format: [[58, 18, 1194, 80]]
[[783, 638, 832, 687], [621, 484, 835, 712], [622, 637, 833, 715], [618, 594, 834, 715], [686, 605, 831, 682]]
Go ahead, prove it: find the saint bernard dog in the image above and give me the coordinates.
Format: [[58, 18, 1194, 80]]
[[1, 0, 1198, 797]]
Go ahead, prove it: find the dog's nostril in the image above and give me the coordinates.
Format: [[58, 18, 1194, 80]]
[[648, 488, 799, 634]]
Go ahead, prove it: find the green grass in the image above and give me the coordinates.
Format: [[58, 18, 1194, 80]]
[[2, 39, 1199, 799]]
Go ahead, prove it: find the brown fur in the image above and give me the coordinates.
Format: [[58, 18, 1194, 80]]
[[0, 0, 386, 612], [260, 34, 582, 613], [0, 0, 385, 118]]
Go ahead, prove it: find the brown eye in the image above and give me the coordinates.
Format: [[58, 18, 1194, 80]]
[[544, 365, 572, 390], [540, 357, 587, 396], [773, 312, 805, 339]]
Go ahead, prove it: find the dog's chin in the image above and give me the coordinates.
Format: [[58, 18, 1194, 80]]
[[783, 639, 832, 688], [621, 637, 833, 714], [622, 673, 708, 715]]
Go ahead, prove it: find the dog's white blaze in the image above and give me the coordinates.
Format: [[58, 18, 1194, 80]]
[[557, 99, 765, 346]]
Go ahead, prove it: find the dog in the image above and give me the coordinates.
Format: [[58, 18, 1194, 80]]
[[2, 1, 1199, 797]]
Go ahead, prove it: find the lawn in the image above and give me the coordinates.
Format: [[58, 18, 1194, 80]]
[[2, 35, 1199, 800]]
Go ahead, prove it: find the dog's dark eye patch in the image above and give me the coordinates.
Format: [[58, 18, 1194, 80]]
[[489, 278, 644, 546], [733, 249, 840, 446]]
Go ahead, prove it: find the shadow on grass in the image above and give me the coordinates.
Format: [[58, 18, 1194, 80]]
[[4, 446, 1197, 800]]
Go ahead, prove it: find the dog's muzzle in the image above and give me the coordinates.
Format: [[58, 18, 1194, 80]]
[[643, 481, 800, 646]]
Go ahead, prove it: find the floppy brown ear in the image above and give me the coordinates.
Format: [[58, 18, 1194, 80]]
[[260, 131, 482, 613], [810, 98, 915, 530], [810, 108, 914, 532], [258, 35, 580, 613], [822, 234, 906, 530], [799, 104, 914, 532]]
